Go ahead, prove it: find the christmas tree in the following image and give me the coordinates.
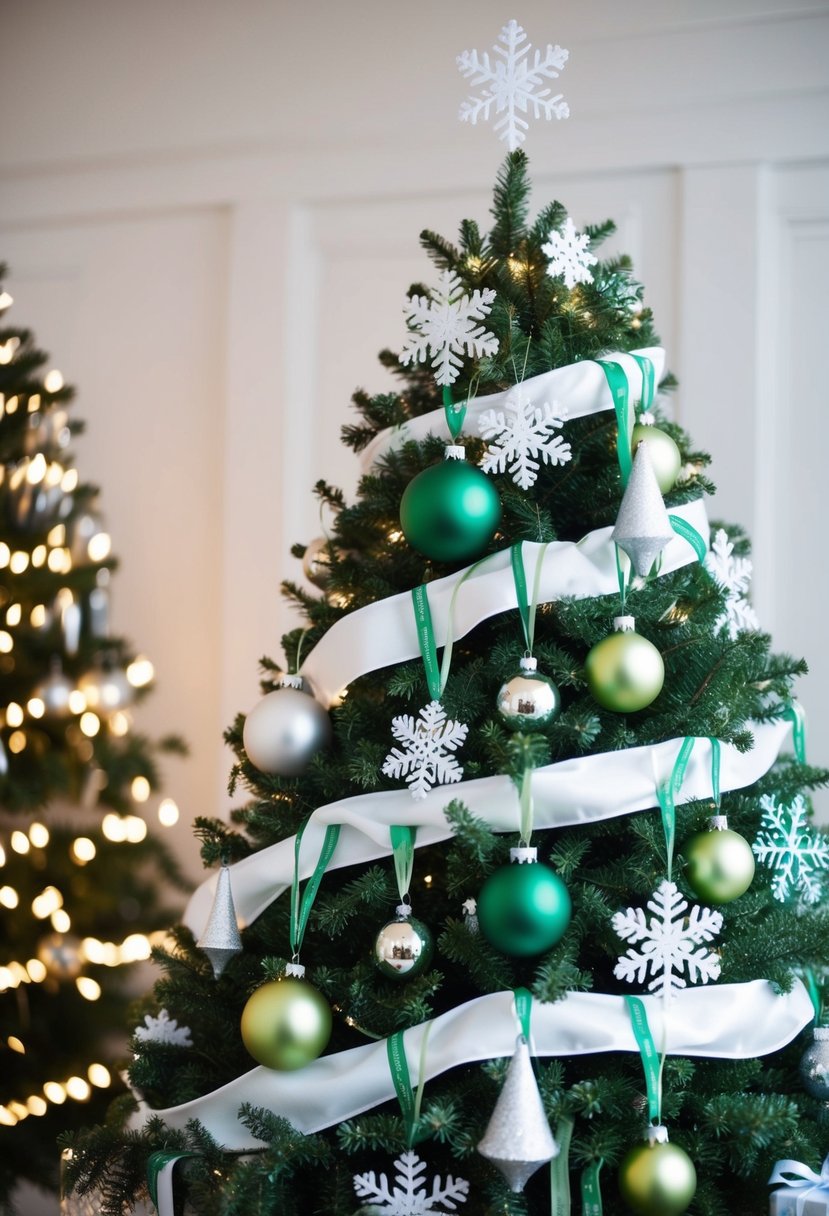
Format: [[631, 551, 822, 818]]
[[63, 22, 828, 1216], [0, 269, 186, 1207]]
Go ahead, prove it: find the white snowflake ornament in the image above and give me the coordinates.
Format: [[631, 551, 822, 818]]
[[705, 528, 760, 640], [612, 879, 723, 1001], [457, 20, 570, 151], [542, 218, 598, 290], [753, 794, 829, 904], [354, 1150, 469, 1214], [479, 383, 571, 489], [399, 270, 499, 388], [382, 700, 468, 801], [133, 1009, 193, 1048]]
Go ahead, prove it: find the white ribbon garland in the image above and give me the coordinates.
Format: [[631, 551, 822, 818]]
[[132, 980, 812, 1151], [185, 717, 791, 936], [769, 1154, 829, 1215], [359, 347, 666, 472], [300, 499, 709, 707]]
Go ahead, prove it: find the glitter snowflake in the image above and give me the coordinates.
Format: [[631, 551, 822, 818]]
[[478, 383, 571, 489], [752, 794, 829, 904], [354, 1150, 469, 1214], [542, 218, 598, 290], [133, 1009, 193, 1048], [457, 19, 569, 151], [704, 528, 760, 639], [399, 271, 498, 388], [612, 879, 723, 1001], [382, 700, 468, 801]]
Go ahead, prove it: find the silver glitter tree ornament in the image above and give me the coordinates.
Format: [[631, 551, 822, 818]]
[[611, 441, 674, 577], [799, 1026, 829, 1099], [197, 864, 243, 978], [477, 1034, 558, 1191]]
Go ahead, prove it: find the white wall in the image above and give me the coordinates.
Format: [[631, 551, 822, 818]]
[[1, 0, 828, 873]]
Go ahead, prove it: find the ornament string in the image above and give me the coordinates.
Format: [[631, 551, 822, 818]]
[[630, 354, 655, 414], [708, 737, 722, 809], [784, 701, 807, 764], [656, 736, 696, 880], [387, 1022, 433, 1149], [580, 1159, 605, 1215], [597, 359, 634, 486], [510, 541, 551, 656], [549, 1115, 574, 1216], [411, 556, 494, 700], [625, 995, 663, 1126], [146, 1151, 198, 1216], [514, 986, 533, 1042], [442, 384, 472, 442], [390, 825, 416, 903], [668, 515, 708, 562], [803, 969, 823, 1024], [290, 821, 341, 961]]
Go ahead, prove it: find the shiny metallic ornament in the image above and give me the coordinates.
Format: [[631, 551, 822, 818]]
[[6, 458, 67, 532], [497, 656, 561, 730], [478, 847, 571, 957], [78, 663, 133, 713], [585, 616, 664, 713], [240, 964, 332, 1071], [612, 443, 674, 577], [631, 423, 682, 494], [399, 445, 502, 564], [618, 1126, 697, 1216], [68, 504, 110, 566], [197, 864, 243, 978], [37, 932, 83, 980], [799, 1027, 829, 1099], [462, 897, 479, 934], [478, 1033, 558, 1191], [374, 904, 434, 981], [242, 675, 332, 776], [35, 659, 75, 717], [302, 536, 332, 589], [23, 407, 71, 457], [684, 815, 755, 904]]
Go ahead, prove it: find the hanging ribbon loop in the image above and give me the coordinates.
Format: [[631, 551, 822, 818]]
[[510, 541, 551, 655], [442, 385, 468, 442], [387, 1023, 434, 1149], [550, 1115, 574, 1216], [626, 996, 663, 1126], [290, 821, 341, 959], [513, 987, 533, 1042], [581, 1159, 605, 1216], [597, 359, 633, 486], [147, 1151, 198, 1216], [656, 736, 696, 879], [784, 702, 808, 764], [630, 354, 655, 414], [390, 825, 416, 904]]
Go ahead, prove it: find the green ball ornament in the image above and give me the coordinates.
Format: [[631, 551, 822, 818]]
[[240, 970, 332, 1071], [478, 848, 571, 957], [684, 817, 755, 904], [497, 656, 561, 730], [399, 446, 501, 563], [631, 423, 682, 494], [586, 617, 664, 713], [619, 1131, 696, 1216], [373, 905, 434, 981]]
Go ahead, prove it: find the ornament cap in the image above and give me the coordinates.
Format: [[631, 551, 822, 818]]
[[646, 1124, 670, 1146], [813, 1027, 829, 1040], [709, 814, 729, 831], [444, 444, 466, 461], [395, 902, 413, 918], [519, 655, 538, 673], [285, 961, 306, 979], [614, 615, 636, 633], [639, 411, 656, 426], [462, 898, 477, 915], [510, 846, 537, 865], [279, 673, 304, 690]]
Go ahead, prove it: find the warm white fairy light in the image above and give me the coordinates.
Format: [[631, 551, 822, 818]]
[[101, 813, 127, 843], [0, 887, 19, 909], [61, 469, 78, 492], [43, 1081, 66, 1104], [31, 886, 63, 919], [131, 775, 150, 803], [87, 1063, 111, 1088], [9, 551, 28, 574], [26, 959, 47, 983], [26, 454, 47, 485], [0, 845, 5, 867], [0, 632, 12, 653], [110, 710, 130, 736], [27, 698, 45, 718], [45, 462, 64, 488], [158, 798, 179, 827], [10, 831, 29, 855], [87, 532, 111, 563], [65, 1076, 92, 1101], [29, 822, 49, 848], [126, 656, 154, 687], [0, 291, 12, 310], [51, 908, 71, 932], [47, 524, 65, 546], [29, 604, 47, 627], [7, 1101, 28, 1122], [68, 690, 86, 715], [27, 1096, 47, 1117], [0, 1108, 17, 1127], [5, 604, 20, 627], [28, 394, 41, 412], [7, 1037, 24, 1054], [124, 816, 147, 844], [44, 369, 64, 393], [79, 711, 100, 737], [0, 967, 15, 991], [76, 977, 101, 1002], [119, 933, 151, 962], [8, 732, 26, 754], [0, 544, 8, 568], [5, 704, 23, 729], [71, 837, 96, 864]]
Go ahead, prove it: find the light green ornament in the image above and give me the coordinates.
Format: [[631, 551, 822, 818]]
[[585, 616, 664, 713], [399, 445, 501, 563], [631, 423, 682, 494], [684, 816, 755, 904], [240, 967, 331, 1071], [619, 1127, 697, 1216]]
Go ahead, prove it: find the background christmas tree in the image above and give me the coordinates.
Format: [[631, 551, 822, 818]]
[[63, 26, 828, 1216], [0, 269, 187, 1208]]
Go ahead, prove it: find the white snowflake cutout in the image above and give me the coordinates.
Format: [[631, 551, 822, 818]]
[[612, 879, 723, 1001], [457, 19, 570, 151], [704, 528, 760, 640], [354, 1150, 469, 1214], [752, 794, 829, 904], [133, 1009, 193, 1048], [479, 383, 571, 489], [382, 700, 468, 801], [542, 218, 598, 290], [399, 270, 498, 388]]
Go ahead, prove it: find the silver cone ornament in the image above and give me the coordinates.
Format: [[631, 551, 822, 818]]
[[197, 864, 243, 978], [611, 441, 675, 577], [477, 1035, 558, 1191]]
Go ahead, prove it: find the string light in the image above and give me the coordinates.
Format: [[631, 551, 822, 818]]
[[31, 545, 46, 567], [44, 369, 64, 393], [29, 822, 49, 848], [26, 959, 46, 983], [125, 816, 147, 843], [0, 544, 8, 567], [0, 887, 18, 909], [8, 732, 26, 754], [0, 632, 12, 653], [26, 1096, 47, 1116], [29, 604, 47, 627], [9, 551, 28, 574], [71, 837, 96, 864], [31, 886, 63, 919], [6, 703, 23, 728], [43, 1081, 66, 1104], [158, 798, 179, 827], [27, 697, 45, 718], [5, 604, 20, 627], [110, 710, 130, 736], [26, 454, 47, 485], [87, 1063, 111, 1088], [0, 845, 4, 866], [65, 1076, 91, 1101], [126, 656, 154, 687], [131, 776, 150, 803], [10, 831, 29, 855], [87, 532, 111, 562], [79, 711, 100, 737], [76, 977, 101, 1002], [7, 1037, 24, 1054], [68, 690, 86, 714], [61, 469, 78, 492]]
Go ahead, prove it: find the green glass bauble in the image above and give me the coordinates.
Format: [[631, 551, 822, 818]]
[[585, 620, 664, 713], [240, 976, 332, 1071], [631, 424, 682, 494], [478, 852, 571, 957], [399, 451, 501, 563], [497, 656, 561, 731], [684, 822, 755, 904], [373, 909, 434, 981], [619, 1138, 697, 1216]]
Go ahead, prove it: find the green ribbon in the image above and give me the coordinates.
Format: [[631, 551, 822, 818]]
[[803, 968, 823, 1024], [631, 354, 655, 413], [784, 702, 807, 764], [709, 737, 722, 808], [597, 359, 633, 486], [614, 543, 629, 608], [146, 1151, 198, 1213], [625, 996, 662, 1125], [412, 584, 443, 701], [656, 736, 696, 880], [390, 825, 416, 902], [510, 541, 551, 655], [387, 1024, 433, 1149], [669, 515, 708, 563], [550, 1115, 574, 1216], [514, 986, 533, 1040], [519, 765, 534, 846], [581, 1159, 605, 1215], [442, 385, 467, 442], [290, 821, 341, 959]]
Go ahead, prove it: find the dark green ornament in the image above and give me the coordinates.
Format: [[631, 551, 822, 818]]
[[399, 448, 501, 563], [478, 848, 571, 956]]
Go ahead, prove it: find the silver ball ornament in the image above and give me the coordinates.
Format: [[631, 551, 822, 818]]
[[78, 665, 133, 713], [302, 537, 332, 589], [497, 656, 561, 730], [373, 905, 433, 981], [586, 617, 664, 713], [37, 932, 83, 980], [35, 662, 74, 717], [243, 677, 332, 776], [800, 1027, 829, 1099], [631, 423, 682, 494]]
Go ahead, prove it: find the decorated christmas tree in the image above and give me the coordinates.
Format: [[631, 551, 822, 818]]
[[0, 270, 186, 1206], [63, 22, 828, 1216]]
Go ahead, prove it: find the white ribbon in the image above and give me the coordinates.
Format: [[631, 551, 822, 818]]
[[185, 717, 791, 937], [359, 347, 666, 472], [300, 498, 709, 707], [131, 980, 812, 1150], [769, 1154, 829, 1215]]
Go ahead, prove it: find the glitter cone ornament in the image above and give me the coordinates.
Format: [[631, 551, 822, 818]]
[[197, 864, 243, 978], [611, 442, 674, 578], [799, 1026, 829, 1099], [478, 1033, 558, 1191]]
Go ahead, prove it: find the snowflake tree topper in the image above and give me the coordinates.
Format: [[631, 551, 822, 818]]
[[479, 383, 571, 489], [382, 700, 468, 801], [399, 270, 498, 388], [457, 19, 570, 151], [542, 218, 598, 290], [612, 879, 723, 1001], [133, 1009, 193, 1048], [753, 794, 829, 904], [705, 528, 760, 640], [354, 1150, 469, 1215]]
